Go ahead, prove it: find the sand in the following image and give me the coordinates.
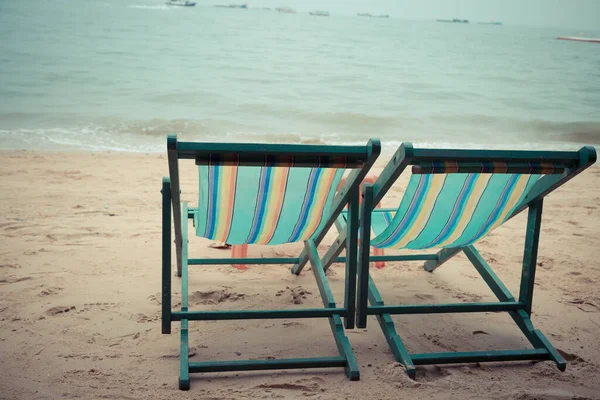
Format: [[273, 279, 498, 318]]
[[1, 149, 600, 400]]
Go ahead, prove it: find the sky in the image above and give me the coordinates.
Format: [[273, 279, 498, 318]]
[[246, 0, 600, 30]]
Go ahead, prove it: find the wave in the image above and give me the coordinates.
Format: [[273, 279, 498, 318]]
[[1, 115, 598, 154]]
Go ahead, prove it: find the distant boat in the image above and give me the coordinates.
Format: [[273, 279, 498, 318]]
[[358, 13, 390, 18], [276, 6, 296, 13], [166, 0, 196, 6], [309, 10, 329, 17], [214, 4, 248, 8], [478, 21, 502, 25], [437, 18, 469, 23], [558, 36, 600, 44]]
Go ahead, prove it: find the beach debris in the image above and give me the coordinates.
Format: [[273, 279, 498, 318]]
[[209, 242, 231, 249]]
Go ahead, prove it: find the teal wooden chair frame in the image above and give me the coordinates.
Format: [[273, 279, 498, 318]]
[[312, 143, 596, 377], [162, 134, 380, 390]]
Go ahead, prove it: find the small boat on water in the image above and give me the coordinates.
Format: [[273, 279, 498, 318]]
[[214, 4, 248, 8], [309, 10, 329, 17], [276, 6, 296, 13], [358, 13, 389, 18], [166, 0, 196, 6], [558, 36, 600, 44], [437, 18, 469, 23]]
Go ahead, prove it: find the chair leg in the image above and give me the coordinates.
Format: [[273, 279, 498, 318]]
[[423, 247, 462, 272], [232, 244, 248, 271], [306, 239, 360, 380], [162, 178, 172, 334], [356, 184, 374, 329], [519, 199, 543, 315], [368, 275, 416, 378], [179, 202, 192, 390], [179, 320, 190, 390], [343, 188, 359, 329]]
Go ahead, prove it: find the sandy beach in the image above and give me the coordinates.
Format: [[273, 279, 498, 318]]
[[1, 149, 600, 400]]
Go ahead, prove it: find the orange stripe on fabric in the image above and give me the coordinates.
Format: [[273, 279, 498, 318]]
[[296, 168, 338, 241], [255, 168, 290, 245], [214, 166, 237, 242]]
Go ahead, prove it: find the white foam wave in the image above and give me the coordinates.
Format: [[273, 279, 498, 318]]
[[0, 125, 582, 155]]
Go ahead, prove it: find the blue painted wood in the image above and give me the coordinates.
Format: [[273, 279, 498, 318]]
[[465, 245, 566, 370], [509, 309, 545, 349], [188, 357, 347, 373], [411, 348, 549, 364], [368, 276, 416, 378], [367, 302, 523, 315], [167, 135, 183, 277], [532, 329, 567, 371], [181, 202, 189, 312], [304, 240, 360, 379], [412, 161, 566, 175], [372, 143, 414, 206], [305, 240, 336, 308], [410, 147, 582, 163], [356, 183, 374, 328], [508, 146, 596, 220], [519, 199, 543, 315], [171, 308, 348, 321], [179, 319, 190, 390], [161, 177, 172, 335], [329, 314, 360, 380], [463, 246, 515, 301], [344, 188, 359, 329], [177, 140, 372, 163], [322, 229, 347, 271], [423, 247, 462, 272]]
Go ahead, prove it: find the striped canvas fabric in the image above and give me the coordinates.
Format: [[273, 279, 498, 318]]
[[370, 173, 543, 250], [340, 209, 396, 238], [195, 165, 344, 245]]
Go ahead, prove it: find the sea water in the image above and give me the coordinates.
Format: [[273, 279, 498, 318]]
[[1, 0, 599, 153]]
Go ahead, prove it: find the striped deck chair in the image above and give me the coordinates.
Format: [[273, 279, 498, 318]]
[[161, 135, 380, 390], [297, 142, 597, 378]]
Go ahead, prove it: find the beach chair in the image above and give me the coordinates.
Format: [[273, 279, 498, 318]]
[[161, 134, 380, 389], [303, 143, 596, 377]]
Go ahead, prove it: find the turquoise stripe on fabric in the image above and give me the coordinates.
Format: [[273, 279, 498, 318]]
[[421, 174, 481, 248], [453, 174, 540, 246], [195, 166, 343, 245], [372, 174, 440, 248], [371, 173, 543, 250], [309, 169, 344, 239], [196, 166, 210, 238], [405, 174, 473, 249], [245, 167, 272, 243], [268, 168, 312, 244]]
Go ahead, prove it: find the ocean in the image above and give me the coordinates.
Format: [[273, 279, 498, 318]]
[[1, 0, 599, 153]]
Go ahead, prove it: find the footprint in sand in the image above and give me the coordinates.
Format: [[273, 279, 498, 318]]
[[136, 313, 160, 323], [46, 305, 76, 315], [0, 276, 32, 284], [255, 376, 324, 393], [39, 286, 63, 296], [276, 286, 312, 304], [190, 289, 245, 305]]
